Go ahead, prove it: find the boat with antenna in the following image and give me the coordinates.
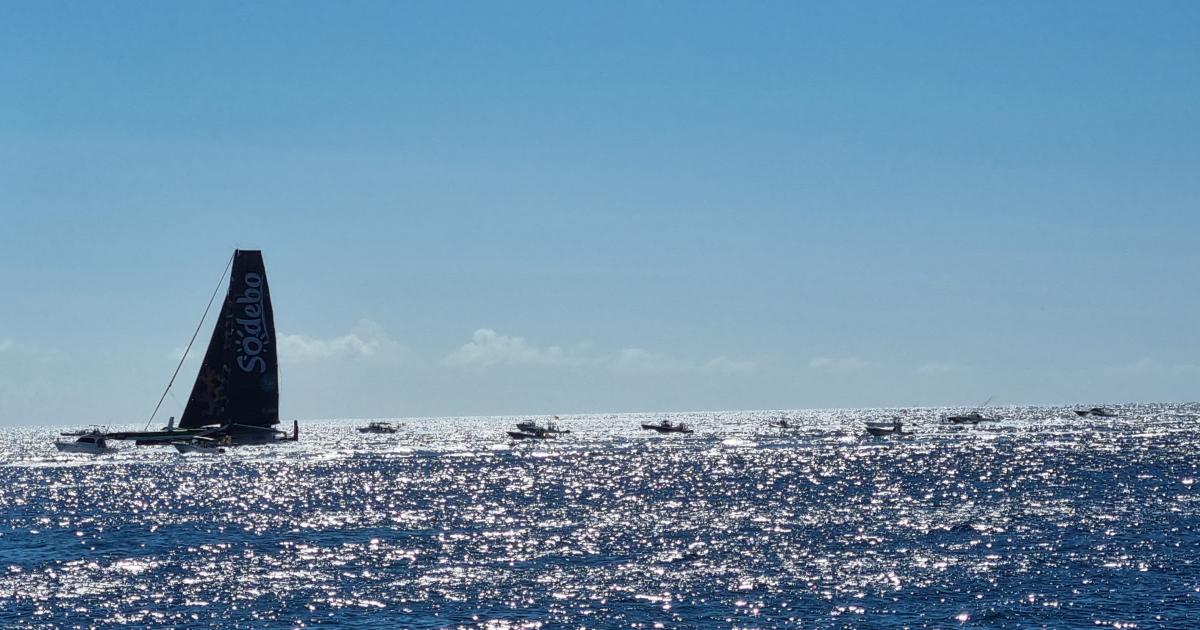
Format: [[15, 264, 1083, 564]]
[[945, 396, 1000, 425], [515, 416, 570, 435], [507, 428, 555, 440], [102, 250, 299, 448]]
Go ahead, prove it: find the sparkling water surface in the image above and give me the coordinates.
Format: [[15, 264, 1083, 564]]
[[2, 404, 1198, 628]]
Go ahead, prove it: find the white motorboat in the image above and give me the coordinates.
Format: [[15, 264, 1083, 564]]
[[865, 417, 903, 437], [55, 430, 117, 455], [516, 419, 569, 434]]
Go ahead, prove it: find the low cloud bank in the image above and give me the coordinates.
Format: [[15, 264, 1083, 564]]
[[443, 328, 756, 374], [279, 320, 404, 362]]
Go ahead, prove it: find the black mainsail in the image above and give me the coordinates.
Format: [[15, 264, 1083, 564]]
[[179, 250, 279, 430]]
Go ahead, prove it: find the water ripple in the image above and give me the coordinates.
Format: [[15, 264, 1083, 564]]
[[2, 404, 1198, 627]]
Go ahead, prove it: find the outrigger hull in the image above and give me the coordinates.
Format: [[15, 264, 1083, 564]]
[[104, 429, 208, 446], [108, 420, 299, 447]]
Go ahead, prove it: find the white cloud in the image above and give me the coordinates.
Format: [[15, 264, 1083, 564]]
[[917, 361, 963, 375], [705, 356, 757, 373], [613, 347, 690, 372], [808, 356, 872, 372], [442, 329, 756, 374], [442, 329, 583, 368], [278, 319, 403, 362], [614, 348, 756, 374]]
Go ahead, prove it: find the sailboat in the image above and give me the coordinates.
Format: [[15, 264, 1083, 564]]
[[106, 250, 299, 448]]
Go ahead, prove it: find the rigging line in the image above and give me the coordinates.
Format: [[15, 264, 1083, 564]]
[[143, 252, 235, 431]]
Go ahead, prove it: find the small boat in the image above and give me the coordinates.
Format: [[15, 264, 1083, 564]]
[[358, 421, 399, 434], [508, 429, 554, 440], [640, 421, 694, 434], [945, 411, 999, 425], [516, 419, 570, 434], [865, 418, 903, 437], [55, 430, 117, 455], [173, 437, 226, 454], [769, 418, 793, 429], [946, 396, 999, 424], [1075, 407, 1117, 418]]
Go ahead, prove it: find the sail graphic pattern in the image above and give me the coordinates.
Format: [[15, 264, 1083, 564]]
[[179, 250, 279, 429]]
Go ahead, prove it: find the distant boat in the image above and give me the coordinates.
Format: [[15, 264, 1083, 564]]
[[1075, 407, 1118, 418], [945, 411, 999, 425], [865, 417, 903, 437], [508, 428, 554, 440], [946, 397, 999, 424], [769, 418, 793, 429], [55, 429, 116, 455], [641, 421, 694, 434], [358, 421, 399, 434], [516, 418, 570, 434]]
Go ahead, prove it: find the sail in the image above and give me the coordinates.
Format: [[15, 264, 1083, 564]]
[[179, 250, 279, 429]]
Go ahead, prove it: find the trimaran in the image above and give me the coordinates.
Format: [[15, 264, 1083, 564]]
[[96, 250, 298, 450]]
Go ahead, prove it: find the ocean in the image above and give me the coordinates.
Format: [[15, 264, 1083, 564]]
[[1, 404, 1197, 628]]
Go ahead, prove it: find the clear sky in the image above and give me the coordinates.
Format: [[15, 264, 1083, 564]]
[[2, 2, 1197, 425]]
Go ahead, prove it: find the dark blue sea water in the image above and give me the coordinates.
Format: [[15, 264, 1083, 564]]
[[2, 404, 1198, 628]]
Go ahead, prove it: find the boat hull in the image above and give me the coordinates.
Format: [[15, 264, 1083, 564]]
[[641, 424, 693, 434], [947, 416, 996, 424], [516, 423, 570, 435], [508, 431, 552, 440], [54, 442, 115, 455]]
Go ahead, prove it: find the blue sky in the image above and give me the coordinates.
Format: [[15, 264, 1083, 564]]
[[1, 2, 1198, 425]]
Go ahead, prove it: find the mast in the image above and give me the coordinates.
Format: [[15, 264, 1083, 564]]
[[179, 250, 279, 429]]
